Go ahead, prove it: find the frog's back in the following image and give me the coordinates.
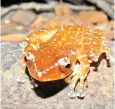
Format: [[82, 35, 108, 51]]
[[35, 24, 106, 69]]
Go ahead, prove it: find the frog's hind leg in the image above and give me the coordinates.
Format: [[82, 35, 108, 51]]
[[91, 52, 110, 71], [104, 52, 111, 67], [68, 54, 90, 99]]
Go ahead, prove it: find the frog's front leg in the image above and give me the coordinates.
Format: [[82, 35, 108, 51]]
[[30, 76, 39, 89], [64, 63, 79, 84], [68, 54, 90, 99], [24, 66, 39, 89]]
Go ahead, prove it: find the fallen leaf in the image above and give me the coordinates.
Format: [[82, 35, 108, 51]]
[[1, 34, 27, 42]]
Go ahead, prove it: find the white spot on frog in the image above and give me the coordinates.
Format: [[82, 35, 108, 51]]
[[27, 52, 35, 62], [20, 41, 28, 51], [30, 44, 38, 51], [70, 51, 76, 55], [58, 57, 70, 66], [37, 72, 42, 77], [25, 37, 29, 41]]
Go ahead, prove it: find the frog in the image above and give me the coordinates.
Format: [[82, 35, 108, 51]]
[[21, 24, 110, 98]]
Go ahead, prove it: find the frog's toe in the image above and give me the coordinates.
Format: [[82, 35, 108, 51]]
[[76, 90, 85, 99], [68, 90, 76, 99], [31, 83, 39, 89]]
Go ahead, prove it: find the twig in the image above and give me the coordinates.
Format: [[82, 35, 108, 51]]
[[1, 2, 95, 16], [62, 3, 95, 10]]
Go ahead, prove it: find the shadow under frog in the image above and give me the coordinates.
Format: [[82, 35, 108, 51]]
[[25, 67, 68, 98]]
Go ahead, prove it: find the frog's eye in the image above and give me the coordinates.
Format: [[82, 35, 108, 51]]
[[58, 57, 71, 68], [65, 63, 71, 68], [58, 57, 72, 74]]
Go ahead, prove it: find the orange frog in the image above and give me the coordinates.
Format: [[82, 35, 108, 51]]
[[21, 24, 110, 98]]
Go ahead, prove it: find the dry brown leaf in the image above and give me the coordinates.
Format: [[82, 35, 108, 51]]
[[55, 5, 72, 16], [1, 34, 27, 42], [31, 16, 49, 29], [76, 11, 108, 25]]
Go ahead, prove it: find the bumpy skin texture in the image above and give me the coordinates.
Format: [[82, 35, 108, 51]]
[[21, 24, 109, 97]]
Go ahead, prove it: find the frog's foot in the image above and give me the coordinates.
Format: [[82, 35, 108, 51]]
[[103, 52, 111, 67], [31, 83, 39, 89], [75, 88, 85, 99], [68, 73, 79, 99], [93, 67, 98, 71], [106, 58, 110, 67], [68, 88, 85, 99], [68, 54, 90, 99], [68, 75, 86, 99]]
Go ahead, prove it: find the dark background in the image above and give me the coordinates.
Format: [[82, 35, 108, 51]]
[[1, 0, 78, 7], [2, 0, 46, 6]]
